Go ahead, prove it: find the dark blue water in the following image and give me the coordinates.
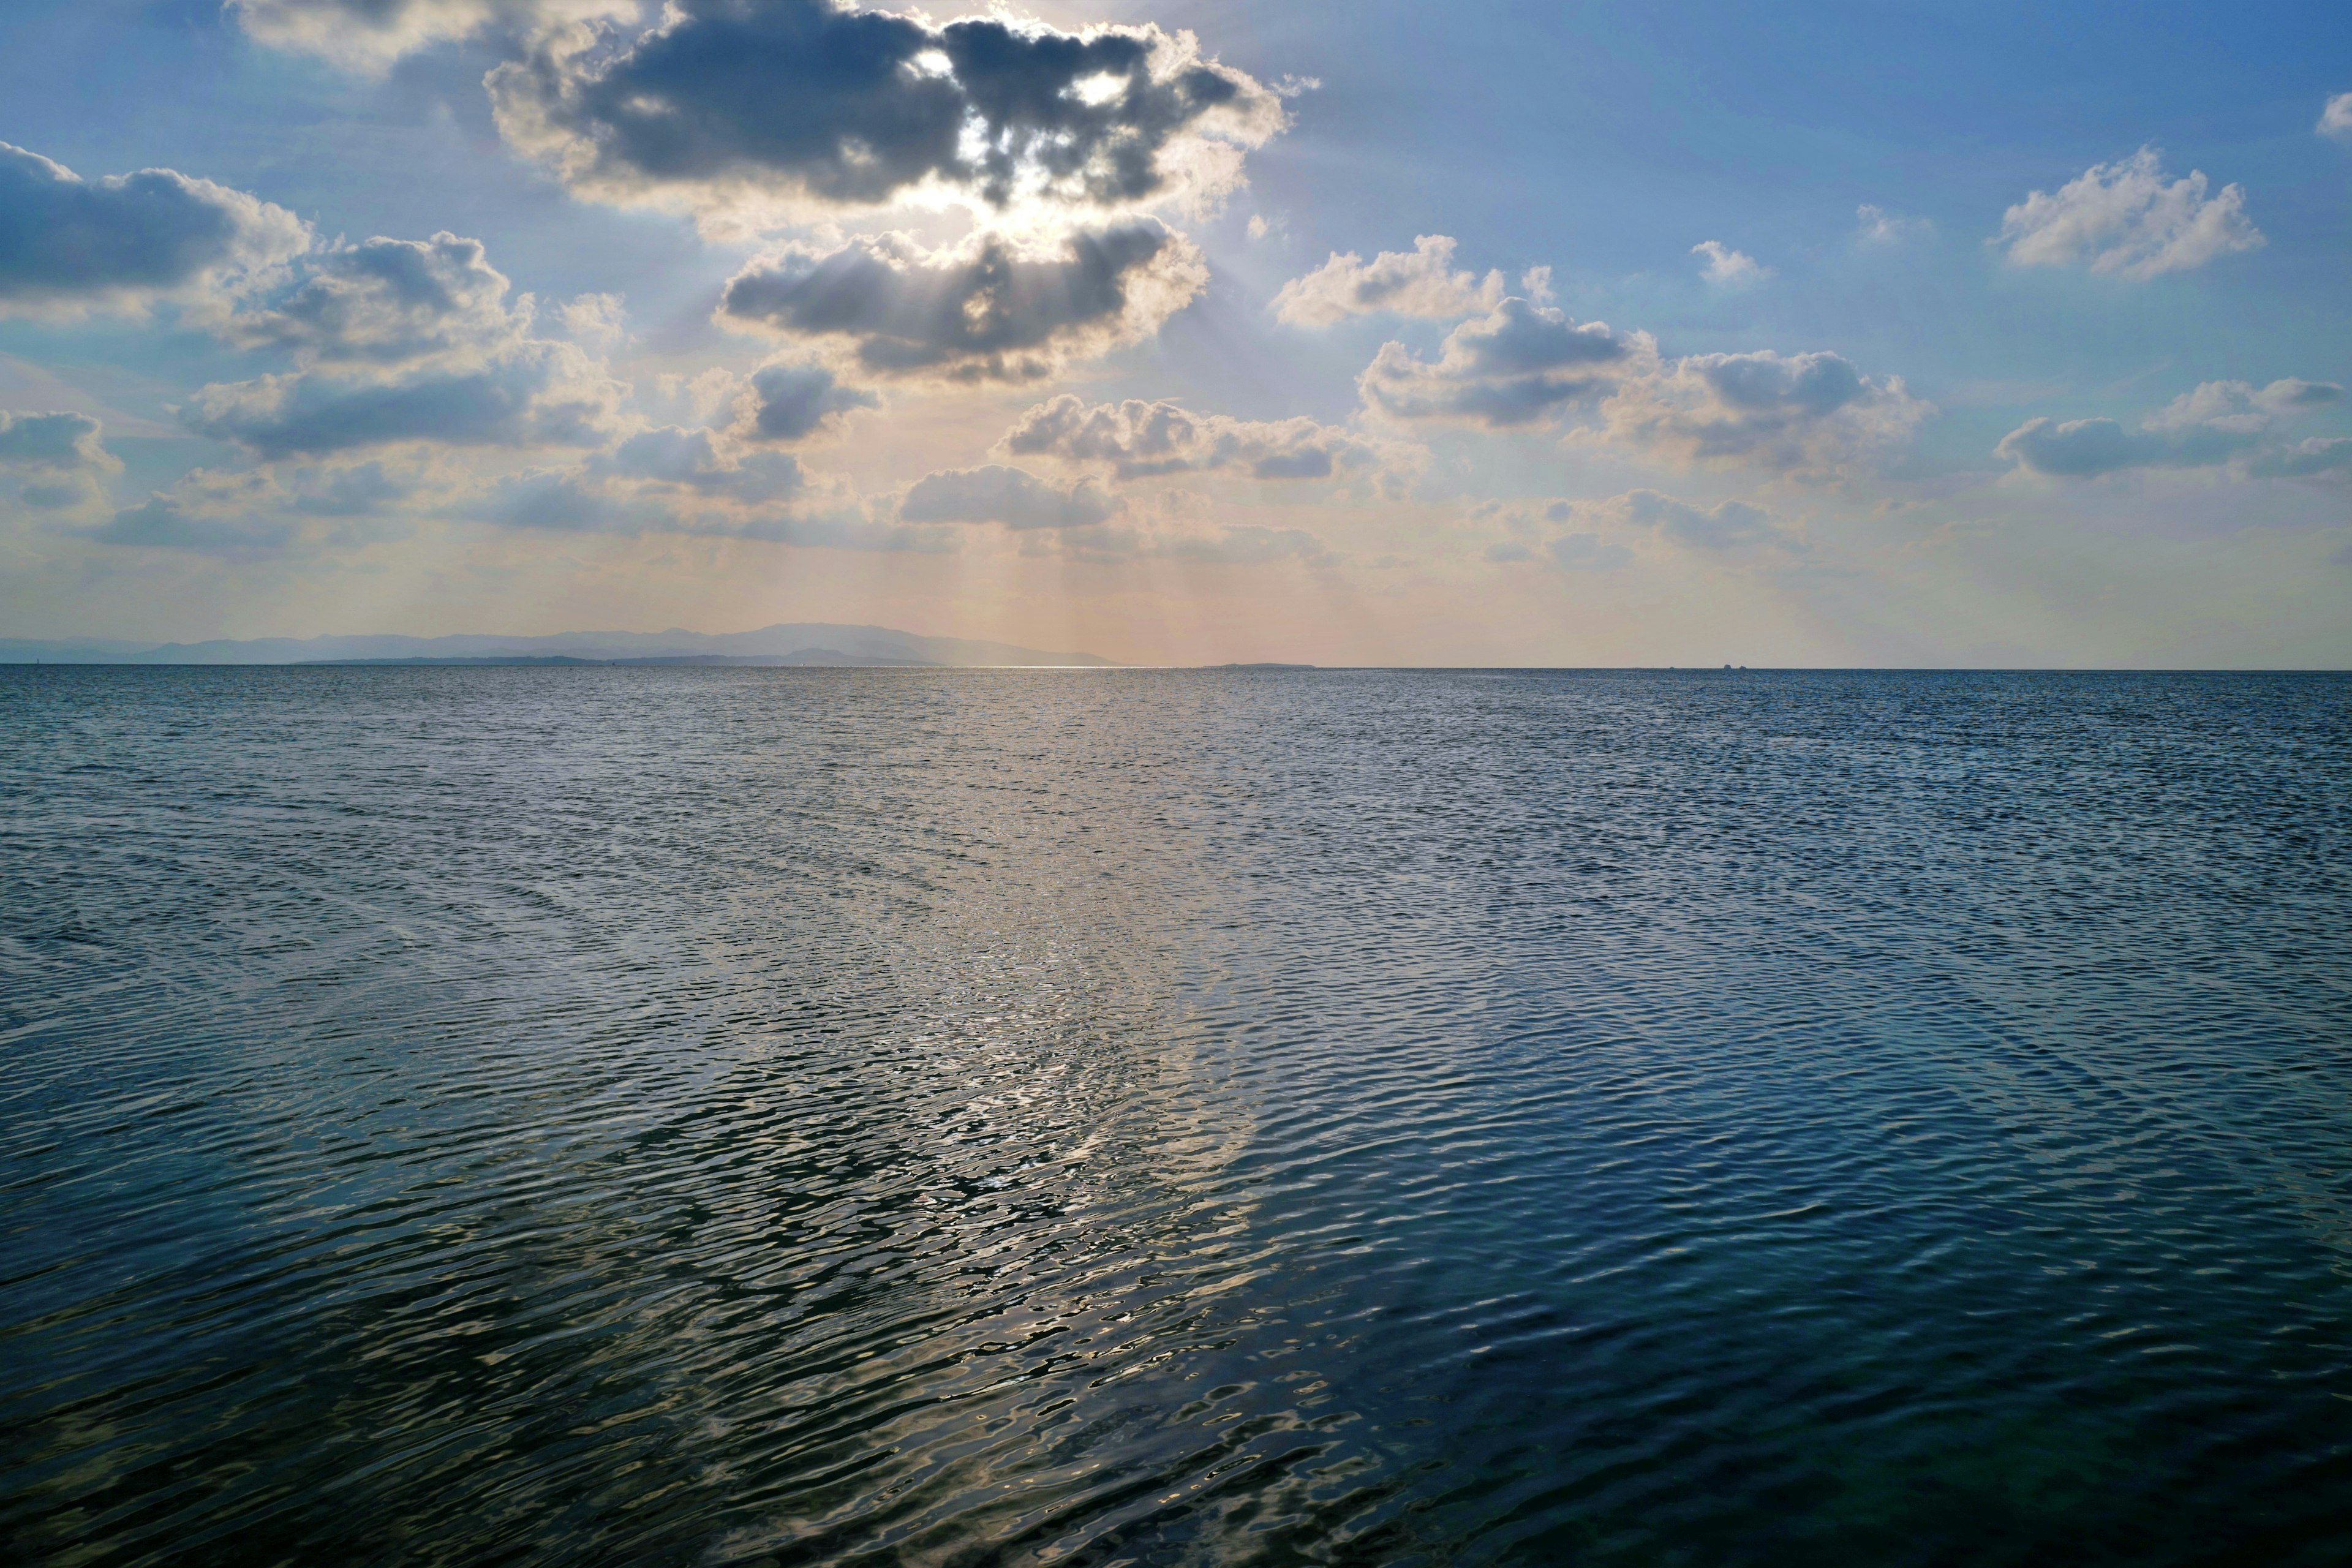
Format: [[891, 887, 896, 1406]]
[[4, 667, 2348, 1566]]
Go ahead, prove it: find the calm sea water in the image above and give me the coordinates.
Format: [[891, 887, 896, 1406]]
[[3, 667, 2348, 1566]]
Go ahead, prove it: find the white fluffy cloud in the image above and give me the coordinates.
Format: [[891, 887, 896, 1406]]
[[1997, 148, 2263, 280], [228, 233, 519, 363], [0, 141, 307, 321], [1593, 349, 1931, 478], [897, 466, 1123, 530], [2321, 93, 2352, 140], [228, 0, 636, 72], [1272, 235, 1508, 326], [1692, 241, 1768, 285], [1359, 298, 1635, 426], [1000, 394, 1406, 488], [1997, 378, 2347, 479], [488, 0, 1284, 231], [718, 222, 1206, 382]]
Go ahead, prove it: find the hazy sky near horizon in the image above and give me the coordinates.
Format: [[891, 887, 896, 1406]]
[[2, 0, 2348, 665]]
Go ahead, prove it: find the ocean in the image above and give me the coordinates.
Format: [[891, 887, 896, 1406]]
[[4, 666, 2348, 1565]]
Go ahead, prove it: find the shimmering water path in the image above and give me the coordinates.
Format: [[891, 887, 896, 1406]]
[[4, 668, 2348, 1566]]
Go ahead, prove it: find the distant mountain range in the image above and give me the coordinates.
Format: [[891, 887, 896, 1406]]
[[0, 624, 1118, 668]]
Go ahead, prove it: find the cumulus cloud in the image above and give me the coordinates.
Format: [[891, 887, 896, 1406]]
[[467, 428, 939, 548], [0, 410, 118, 473], [1359, 298, 1634, 426], [228, 0, 638, 72], [0, 141, 307, 320], [2321, 93, 2352, 140], [734, 361, 878, 442], [1272, 235, 1506, 326], [1692, 240, 1768, 285], [1000, 394, 1405, 488], [182, 339, 622, 458], [228, 233, 519, 363], [718, 221, 1205, 382], [1997, 148, 2263, 279], [1, 409, 120, 511], [898, 464, 1121, 529], [488, 0, 1284, 230], [92, 468, 302, 556], [1593, 349, 1931, 477], [1998, 377, 2346, 478]]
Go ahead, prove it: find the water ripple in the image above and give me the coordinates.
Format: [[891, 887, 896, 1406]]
[[2, 667, 2348, 1566]]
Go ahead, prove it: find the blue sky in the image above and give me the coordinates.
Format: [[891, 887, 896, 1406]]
[[1, 0, 2346, 664]]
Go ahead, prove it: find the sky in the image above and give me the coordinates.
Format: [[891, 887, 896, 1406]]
[[1, 0, 2347, 666]]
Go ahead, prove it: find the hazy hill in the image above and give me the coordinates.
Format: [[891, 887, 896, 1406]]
[[0, 624, 1117, 668]]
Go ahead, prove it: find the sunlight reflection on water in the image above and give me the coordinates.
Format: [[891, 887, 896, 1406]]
[[3, 666, 2348, 1566]]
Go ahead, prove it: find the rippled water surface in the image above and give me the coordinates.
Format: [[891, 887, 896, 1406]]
[[4, 667, 2350, 1566]]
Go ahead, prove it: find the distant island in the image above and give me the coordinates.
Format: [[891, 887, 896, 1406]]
[[0, 623, 1116, 669]]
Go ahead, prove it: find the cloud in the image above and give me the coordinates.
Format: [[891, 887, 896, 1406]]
[[718, 221, 1205, 382], [469, 433, 936, 548], [2247, 438, 2352, 480], [182, 339, 622, 458], [1272, 235, 1506, 326], [898, 464, 1122, 530], [1000, 394, 1406, 488], [558, 292, 627, 353], [488, 0, 1284, 230], [2322, 93, 2352, 140], [1474, 488, 1787, 566], [91, 468, 301, 556], [0, 141, 308, 320], [228, 233, 518, 363], [1997, 148, 2263, 279], [1593, 349, 1931, 477], [1692, 240, 1768, 285], [228, 0, 637, 72], [0, 410, 119, 473], [1359, 298, 1634, 426], [1997, 377, 2347, 478], [1855, 204, 1927, 244], [734, 361, 878, 443], [1, 409, 120, 513]]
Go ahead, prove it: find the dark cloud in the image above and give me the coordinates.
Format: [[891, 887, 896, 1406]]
[[0, 410, 116, 472], [0, 141, 307, 318], [94, 486, 299, 556], [594, 425, 806, 502], [720, 222, 1204, 380], [1612, 488, 1778, 550], [182, 341, 619, 458], [1001, 394, 1400, 483], [2247, 437, 2352, 480], [737, 361, 878, 442], [1597, 350, 1931, 475], [1997, 380, 2345, 479], [899, 465, 1121, 529], [231, 233, 516, 363], [288, 461, 410, 516], [489, 0, 1281, 224], [1360, 299, 1630, 426]]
